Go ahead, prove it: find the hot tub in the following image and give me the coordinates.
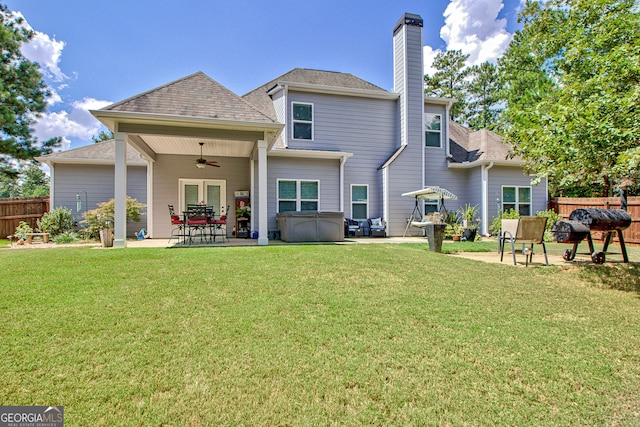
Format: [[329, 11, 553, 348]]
[[277, 211, 344, 242]]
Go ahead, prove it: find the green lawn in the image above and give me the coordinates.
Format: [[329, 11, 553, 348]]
[[1, 244, 639, 425]]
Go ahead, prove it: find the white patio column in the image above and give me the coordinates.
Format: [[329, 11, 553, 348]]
[[257, 140, 268, 246], [114, 131, 127, 248]]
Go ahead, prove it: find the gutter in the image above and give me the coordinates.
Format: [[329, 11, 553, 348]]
[[378, 145, 407, 170], [269, 148, 353, 161], [267, 82, 399, 100], [448, 159, 524, 169]]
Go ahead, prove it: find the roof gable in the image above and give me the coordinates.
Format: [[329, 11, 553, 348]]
[[242, 68, 389, 120], [103, 71, 276, 124]]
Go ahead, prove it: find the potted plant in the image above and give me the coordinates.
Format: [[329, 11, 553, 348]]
[[236, 201, 251, 219], [458, 203, 479, 242], [82, 197, 145, 247], [451, 223, 463, 241]]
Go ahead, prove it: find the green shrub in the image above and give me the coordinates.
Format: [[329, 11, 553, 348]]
[[14, 221, 33, 239], [52, 231, 79, 244], [82, 197, 146, 239], [489, 209, 520, 237], [536, 209, 562, 241], [38, 207, 75, 237]]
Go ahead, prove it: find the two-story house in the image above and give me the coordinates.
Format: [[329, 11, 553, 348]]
[[38, 13, 547, 247]]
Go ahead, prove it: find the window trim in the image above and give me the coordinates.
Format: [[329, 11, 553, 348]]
[[425, 113, 442, 148], [291, 102, 314, 141], [277, 179, 320, 212], [501, 185, 532, 215], [350, 184, 369, 220]]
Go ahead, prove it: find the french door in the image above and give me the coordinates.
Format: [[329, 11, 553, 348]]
[[179, 179, 227, 216]]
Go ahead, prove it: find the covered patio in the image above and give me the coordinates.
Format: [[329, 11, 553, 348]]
[[91, 72, 283, 248]]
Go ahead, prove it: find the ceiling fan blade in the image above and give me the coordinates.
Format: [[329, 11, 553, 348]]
[[206, 161, 220, 167]]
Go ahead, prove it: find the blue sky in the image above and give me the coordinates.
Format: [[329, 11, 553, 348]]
[[5, 0, 525, 151]]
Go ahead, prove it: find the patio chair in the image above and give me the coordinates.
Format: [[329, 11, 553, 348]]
[[344, 218, 361, 238], [209, 214, 227, 242], [368, 217, 386, 237], [168, 205, 184, 243], [499, 216, 548, 266]]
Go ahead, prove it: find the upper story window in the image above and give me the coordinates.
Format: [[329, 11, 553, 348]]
[[425, 114, 442, 148], [502, 186, 532, 216], [278, 179, 319, 212], [292, 103, 313, 140]]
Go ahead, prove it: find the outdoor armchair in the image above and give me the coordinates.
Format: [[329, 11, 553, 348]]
[[368, 217, 386, 237]]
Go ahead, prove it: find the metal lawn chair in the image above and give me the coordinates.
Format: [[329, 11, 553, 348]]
[[499, 216, 548, 266]]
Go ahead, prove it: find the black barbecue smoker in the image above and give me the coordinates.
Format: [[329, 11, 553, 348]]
[[552, 208, 631, 264]]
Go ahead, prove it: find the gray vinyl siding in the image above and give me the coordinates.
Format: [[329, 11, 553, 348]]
[[152, 154, 251, 238], [422, 103, 471, 214], [488, 166, 547, 220], [52, 164, 147, 236], [394, 26, 406, 147], [386, 20, 425, 236], [265, 157, 340, 231], [272, 91, 286, 130], [282, 91, 397, 223]]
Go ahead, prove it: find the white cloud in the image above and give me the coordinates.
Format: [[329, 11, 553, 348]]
[[12, 11, 68, 82], [34, 98, 112, 149], [423, 46, 442, 77], [424, 0, 512, 74]]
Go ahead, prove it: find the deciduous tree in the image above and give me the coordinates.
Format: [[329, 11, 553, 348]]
[[499, 0, 640, 196]]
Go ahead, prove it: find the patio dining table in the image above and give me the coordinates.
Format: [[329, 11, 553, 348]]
[[182, 206, 215, 244]]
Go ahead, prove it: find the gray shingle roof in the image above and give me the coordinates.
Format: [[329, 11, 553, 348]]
[[448, 120, 519, 164], [242, 68, 389, 120], [103, 71, 276, 124], [37, 140, 146, 164]]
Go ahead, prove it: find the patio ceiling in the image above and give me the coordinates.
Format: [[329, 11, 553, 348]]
[[134, 134, 257, 158], [91, 110, 283, 160]]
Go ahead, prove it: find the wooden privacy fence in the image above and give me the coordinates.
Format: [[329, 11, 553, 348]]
[[0, 197, 50, 238], [549, 196, 640, 245]]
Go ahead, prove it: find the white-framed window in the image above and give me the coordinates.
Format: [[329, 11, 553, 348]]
[[277, 179, 319, 212], [351, 184, 368, 220], [425, 113, 442, 148], [292, 102, 313, 140], [502, 186, 532, 216]]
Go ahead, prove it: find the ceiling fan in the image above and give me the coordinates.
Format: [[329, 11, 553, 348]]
[[195, 142, 220, 168]]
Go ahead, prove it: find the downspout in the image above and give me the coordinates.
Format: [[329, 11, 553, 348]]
[[283, 84, 289, 148], [481, 161, 494, 236], [445, 100, 453, 159], [46, 162, 55, 208], [421, 83, 426, 190], [340, 154, 348, 212]]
